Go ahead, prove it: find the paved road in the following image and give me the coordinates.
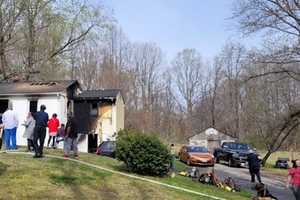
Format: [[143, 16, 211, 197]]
[[205, 164, 294, 200]]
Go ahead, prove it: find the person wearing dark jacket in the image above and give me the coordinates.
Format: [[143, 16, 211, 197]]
[[248, 152, 262, 183], [33, 105, 49, 158], [63, 113, 78, 158]]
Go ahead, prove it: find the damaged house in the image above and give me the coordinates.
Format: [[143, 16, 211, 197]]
[[0, 80, 125, 152]]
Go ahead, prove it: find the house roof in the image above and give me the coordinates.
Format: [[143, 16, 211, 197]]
[[0, 80, 78, 96], [75, 89, 122, 100], [188, 128, 237, 141]]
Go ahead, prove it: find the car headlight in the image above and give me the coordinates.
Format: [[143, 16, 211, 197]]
[[258, 155, 262, 160], [232, 153, 239, 158]]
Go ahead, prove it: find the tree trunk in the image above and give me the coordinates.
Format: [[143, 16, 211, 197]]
[[0, 40, 7, 80], [262, 150, 272, 167]]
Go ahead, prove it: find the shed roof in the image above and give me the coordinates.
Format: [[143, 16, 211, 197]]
[[189, 128, 237, 141], [0, 80, 78, 96], [75, 89, 122, 100]]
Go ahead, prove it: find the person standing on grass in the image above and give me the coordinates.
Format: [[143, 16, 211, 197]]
[[2, 102, 18, 150], [170, 143, 176, 178], [64, 113, 78, 158], [247, 151, 262, 183], [33, 105, 49, 158], [47, 113, 60, 149], [287, 160, 300, 200], [22, 112, 36, 152]]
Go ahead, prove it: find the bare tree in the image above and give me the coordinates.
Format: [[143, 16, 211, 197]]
[[0, 0, 25, 80], [132, 42, 162, 111], [172, 49, 203, 116], [232, 0, 300, 79]]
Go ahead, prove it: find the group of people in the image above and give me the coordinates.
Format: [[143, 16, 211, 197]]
[[0, 102, 79, 158], [247, 151, 300, 200]]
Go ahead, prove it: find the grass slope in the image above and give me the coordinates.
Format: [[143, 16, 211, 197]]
[[261, 151, 300, 176], [0, 150, 251, 200]]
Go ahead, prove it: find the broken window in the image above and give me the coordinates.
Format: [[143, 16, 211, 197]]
[[90, 103, 98, 116]]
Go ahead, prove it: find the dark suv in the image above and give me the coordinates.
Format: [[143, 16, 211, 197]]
[[214, 142, 257, 167]]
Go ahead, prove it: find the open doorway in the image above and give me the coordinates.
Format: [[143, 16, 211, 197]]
[[88, 134, 98, 153], [29, 100, 38, 113], [0, 100, 8, 114]]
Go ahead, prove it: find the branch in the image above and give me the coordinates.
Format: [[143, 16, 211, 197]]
[[49, 25, 94, 59], [246, 69, 292, 81]]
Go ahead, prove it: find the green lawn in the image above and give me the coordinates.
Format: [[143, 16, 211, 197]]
[[261, 151, 300, 176], [0, 149, 252, 200]]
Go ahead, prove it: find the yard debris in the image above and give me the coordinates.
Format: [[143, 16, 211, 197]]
[[179, 171, 188, 176], [179, 167, 241, 192]]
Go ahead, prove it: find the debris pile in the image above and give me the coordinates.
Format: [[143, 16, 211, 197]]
[[179, 167, 241, 192]]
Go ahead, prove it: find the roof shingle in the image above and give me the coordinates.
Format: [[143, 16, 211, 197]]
[[0, 80, 78, 95], [75, 89, 121, 100]]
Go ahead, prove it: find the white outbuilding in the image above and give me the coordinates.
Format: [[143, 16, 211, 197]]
[[0, 80, 124, 152], [188, 128, 237, 152]]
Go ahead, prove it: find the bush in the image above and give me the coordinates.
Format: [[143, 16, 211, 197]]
[[116, 129, 172, 176]]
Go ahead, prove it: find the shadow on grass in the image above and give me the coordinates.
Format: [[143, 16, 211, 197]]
[[50, 174, 78, 185], [0, 161, 8, 176]]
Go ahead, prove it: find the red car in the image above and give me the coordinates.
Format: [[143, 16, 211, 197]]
[[179, 145, 215, 166]]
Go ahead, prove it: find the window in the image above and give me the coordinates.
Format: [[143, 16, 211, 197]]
[[90, 103, 98, 116]]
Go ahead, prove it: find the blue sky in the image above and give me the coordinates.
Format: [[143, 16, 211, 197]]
[[101, 0, 261, 61]]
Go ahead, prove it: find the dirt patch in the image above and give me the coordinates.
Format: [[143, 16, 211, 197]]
[[99, 184, 119, 200]]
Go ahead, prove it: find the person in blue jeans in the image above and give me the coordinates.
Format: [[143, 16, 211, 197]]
[[2, 102, 18, 150]]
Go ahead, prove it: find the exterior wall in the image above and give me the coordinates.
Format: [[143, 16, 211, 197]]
[[11, 98, 29, 147], [99, 104, 114, 142], [0, 95, 65, 147], [0, 94, 91, 152], [115, 94, 125, 133]]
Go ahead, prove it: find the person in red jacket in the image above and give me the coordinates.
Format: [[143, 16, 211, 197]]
[[288, 160, 300, 200], [47, 113, 60, 148]]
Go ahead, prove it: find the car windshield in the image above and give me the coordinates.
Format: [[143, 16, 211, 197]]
[[225, 143, 250, 150], [187, 146, 208, 153]]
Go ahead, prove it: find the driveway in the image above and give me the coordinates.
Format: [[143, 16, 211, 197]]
[[204, 164, 294, 200]]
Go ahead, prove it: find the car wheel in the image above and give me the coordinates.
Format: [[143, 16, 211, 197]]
[[215, 156, 220, 163], [228, 159, 233, 167]]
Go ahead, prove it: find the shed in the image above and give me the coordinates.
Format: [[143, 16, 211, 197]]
[[0, 80, 124, 152], [188, 128, 237, 152]]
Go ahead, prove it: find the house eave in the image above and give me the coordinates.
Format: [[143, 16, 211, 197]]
[[0, 92, 66, 97]]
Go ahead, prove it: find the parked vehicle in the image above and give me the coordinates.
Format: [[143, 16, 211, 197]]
[[96, 141, 116, 158], [214, 142, 258, 167], [275, 157, 289, 169], [178, 145, 215, 166]]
